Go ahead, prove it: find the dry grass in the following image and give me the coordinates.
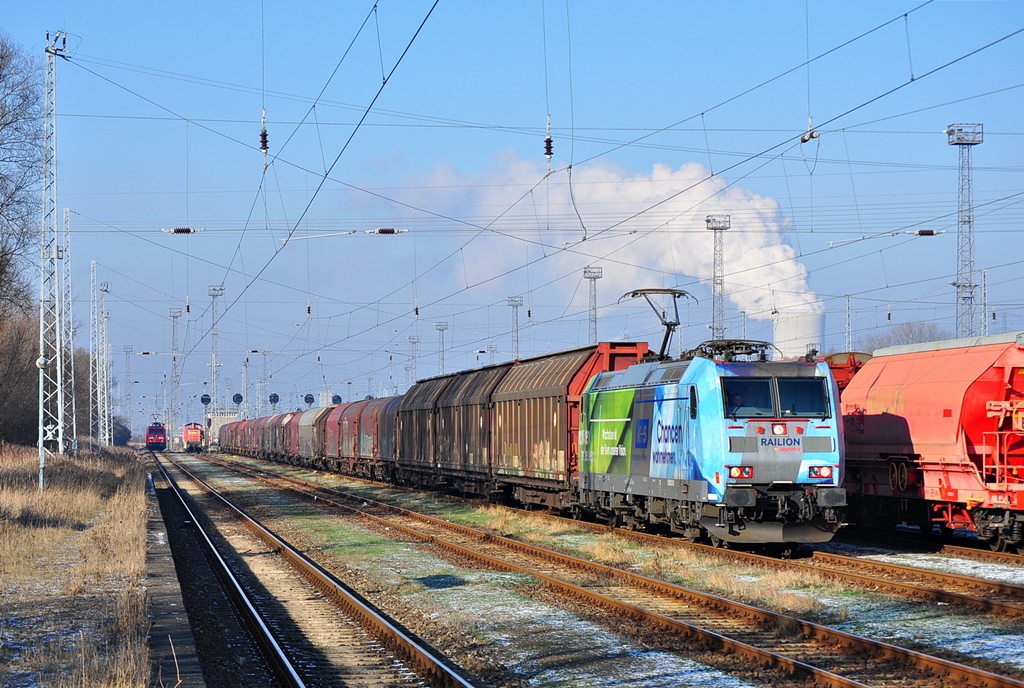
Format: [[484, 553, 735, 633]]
[[469, 505, 848, 617], [0, 442, 150, 688]]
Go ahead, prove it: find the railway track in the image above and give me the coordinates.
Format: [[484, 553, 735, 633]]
[[200, 452, 1024, 688], [836, 530, 1024, 566], [155, 453, 474, 688]]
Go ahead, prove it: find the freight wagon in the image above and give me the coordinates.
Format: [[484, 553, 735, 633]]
[[841, 331, 1024, 553], [219, 339, 847, 545]]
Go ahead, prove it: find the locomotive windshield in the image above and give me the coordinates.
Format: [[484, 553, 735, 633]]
[[721, 376, 829, 419], [777, 378, 829, 418], [722, 378, 774, 418]]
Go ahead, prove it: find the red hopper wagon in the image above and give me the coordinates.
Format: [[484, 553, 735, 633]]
[[841, 332, 1024, 552]]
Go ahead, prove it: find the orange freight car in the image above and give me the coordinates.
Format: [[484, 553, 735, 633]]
[[841, 332, 1024, 552]]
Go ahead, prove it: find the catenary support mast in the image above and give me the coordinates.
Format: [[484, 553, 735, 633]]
[[38, 32, 69, 488]]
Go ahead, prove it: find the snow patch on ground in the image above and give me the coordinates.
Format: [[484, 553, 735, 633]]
[[813, 591, 1024, 670], [372, 548, 757, 686], [818, 541, 1024, 586]]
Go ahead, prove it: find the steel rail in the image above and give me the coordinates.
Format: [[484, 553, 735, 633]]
[[152, 453, 307, 688], [939, 543, 1024, 566], [204, 454, 1024, 688], [163, 454, 475, 688], [837, 530, 1024, 566]]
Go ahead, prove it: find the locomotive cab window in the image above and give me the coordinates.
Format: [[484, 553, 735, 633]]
[[777, 377, 829, 418], [722, 378, 773, 418]]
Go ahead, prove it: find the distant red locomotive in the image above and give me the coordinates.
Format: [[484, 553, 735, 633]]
[[145, 422, 167, 451], [183, 422, 205, 452], [840, 332, 1024, 553]]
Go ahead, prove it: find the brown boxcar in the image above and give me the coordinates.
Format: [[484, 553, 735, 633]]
[[250, 415, 270, 456], [324, 403, 354, 460], [357, 397, 399, 458], [269, 413, 292, 458], [491, 342, 649, 506], [339, 401, 369, 459], [377, 396, 403, 461], [397, 377, 454, 487], [436, 364, 513, 495]]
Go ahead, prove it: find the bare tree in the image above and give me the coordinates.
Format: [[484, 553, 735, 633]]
[[855, 321, 953, 353], [0, 30, 43, 314]]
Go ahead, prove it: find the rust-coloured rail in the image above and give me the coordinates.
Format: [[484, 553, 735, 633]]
[[161, 454, 475, 688], [203, 453, 1024, 688]]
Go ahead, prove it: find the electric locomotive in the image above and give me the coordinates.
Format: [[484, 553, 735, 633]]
[[145, 422, 167, 451], [579, 340, 846, 544]]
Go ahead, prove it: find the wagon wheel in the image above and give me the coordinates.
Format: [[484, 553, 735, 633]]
[[988, 535, 1008, 552], [709, 534, 727, 548]]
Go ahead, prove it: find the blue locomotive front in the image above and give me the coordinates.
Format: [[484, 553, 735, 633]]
[[577, 347, 846, 545]]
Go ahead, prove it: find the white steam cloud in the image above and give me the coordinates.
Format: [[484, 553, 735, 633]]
[[406, 151, 822, 322]]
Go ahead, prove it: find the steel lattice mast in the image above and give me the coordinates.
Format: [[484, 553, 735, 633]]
[[59, 208, 77, 452], [99, 282, 111, 445], [435, 322, 447, 375], [947, 124, 983, 338], [208, 285, 224, 411], [89, 262, 99, 449], [706, 214, 731, 340], [38, 33, 70, 487], [508, 296, 523, 359], [845, 295, 852, 352], [123, 345, 133, 437], [168, 308, 182, 436], [583, 267, 603, 344], [407, 336, 420, 383]]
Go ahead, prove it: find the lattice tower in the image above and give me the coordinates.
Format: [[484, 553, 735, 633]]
[[208, 285, 224, 410], [38, 33, 68, 487], [706, 215, 731, 340], [583, 267, 603, 344], [168, 308, 182, 435], [508, 296, 523, 359], [947, 124, 983, 338], [435, 323, 448, 375], [123, 345, 133, 437]]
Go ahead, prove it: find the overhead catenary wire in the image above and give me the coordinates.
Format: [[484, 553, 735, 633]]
[[66, 4, 1024, 393]]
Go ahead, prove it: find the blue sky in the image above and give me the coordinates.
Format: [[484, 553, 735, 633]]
[[5, 1, 1024, 426]]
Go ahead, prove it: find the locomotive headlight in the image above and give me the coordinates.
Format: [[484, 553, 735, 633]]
[[809, 465, 833, 479], [772, 423, 787, 435], [728, 465, 754, 479]]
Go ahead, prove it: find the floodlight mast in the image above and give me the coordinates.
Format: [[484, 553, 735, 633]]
[[583, 267, 603, 343], [618, 288, 696, 360], [705, 214, 731, 341], [946, 123, 983, 338], [508, 296, 524, 359]]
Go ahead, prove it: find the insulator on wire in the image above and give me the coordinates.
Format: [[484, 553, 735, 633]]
[[260, 128, 268, 153], [544, 135, 553, 159], [414, 306, 419, 316]]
